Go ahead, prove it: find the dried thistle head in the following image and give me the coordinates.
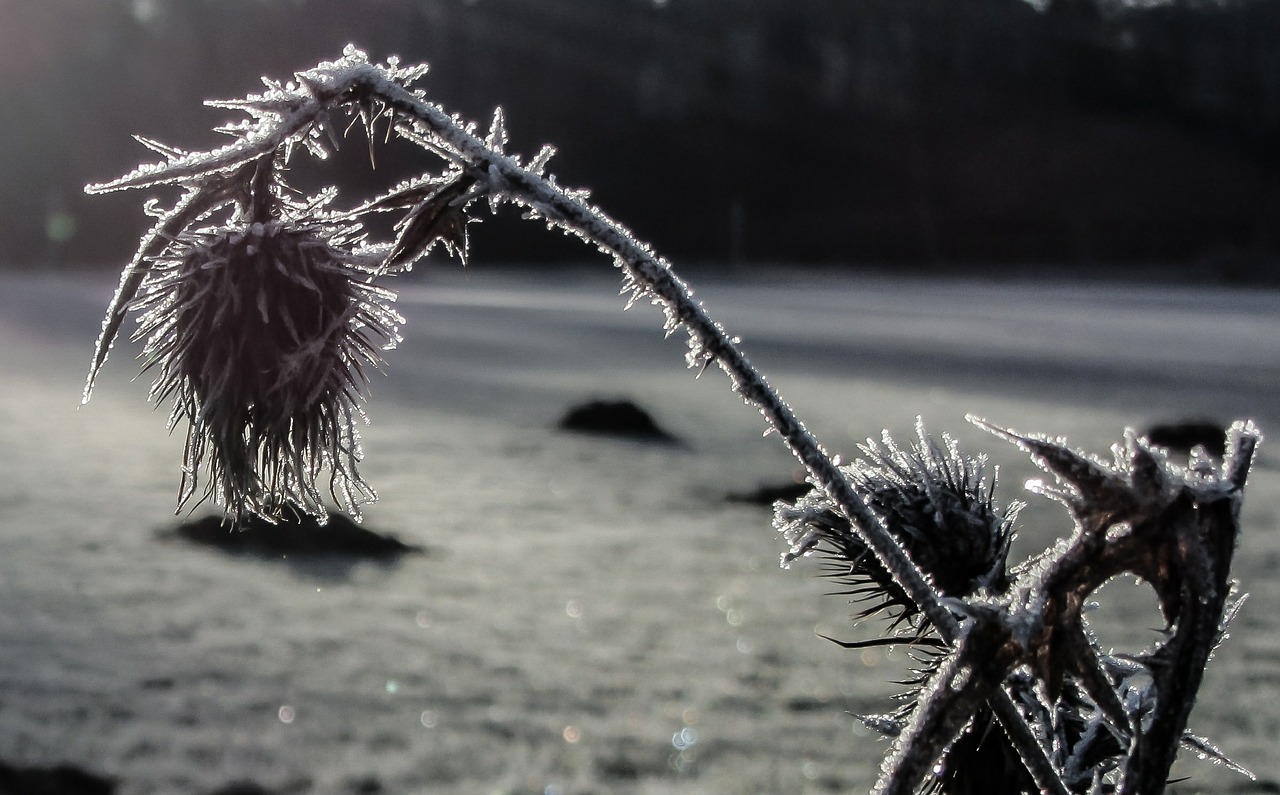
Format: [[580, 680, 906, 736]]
[[80, 50, 483, 524], [778, 424, 1027, 793], [776, 422, 1019, 634], [131, 217, 400, 521]]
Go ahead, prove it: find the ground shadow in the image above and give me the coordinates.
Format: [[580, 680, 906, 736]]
[[159, 512, 427, 582]]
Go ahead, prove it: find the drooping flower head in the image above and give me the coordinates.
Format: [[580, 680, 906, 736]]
[[80, 50, 478, 523], [131, 215, 401, 521]]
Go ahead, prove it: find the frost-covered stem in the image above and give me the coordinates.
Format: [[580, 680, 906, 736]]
[[78, 59, 975, 639], [377, 75, 1074, 795], [375, 76, 966, 637], [84, 56, 962, 662], [364, 73, 1084, 793], [84, 187, 219, 401], [988, 692, 1072, 795], [874, 609, 1020, 795]]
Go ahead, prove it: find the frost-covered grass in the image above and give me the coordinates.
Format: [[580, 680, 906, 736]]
[[2, 268, 1278, 793]]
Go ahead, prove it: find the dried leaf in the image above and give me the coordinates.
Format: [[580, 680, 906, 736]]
[[385, 175, 478, 268]]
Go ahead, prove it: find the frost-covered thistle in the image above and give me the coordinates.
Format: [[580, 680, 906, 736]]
[[777, 424, 1017, 634], [84, 48, 1260, 794], [132, 216, 399, 520], [775, 425, 1031, 794]]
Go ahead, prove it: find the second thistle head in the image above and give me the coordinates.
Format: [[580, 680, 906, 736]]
[[132, 215, 401, 522], [776, 422, 1019, 633]]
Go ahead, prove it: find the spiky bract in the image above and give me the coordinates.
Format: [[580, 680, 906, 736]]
[[132, 219, 400, 521]]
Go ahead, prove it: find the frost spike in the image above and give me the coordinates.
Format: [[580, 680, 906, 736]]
[[84, 183, 237, 402], [485, 106, 507, 154], [85, 62, 383, 194], [527, 144, 556, 176], [1223, 420, 1261, 492], [1180, 734, 1253, 779], [970, 416, 1133, 516], [132, 135, 187, 160], [349, 174, 450, 215], [1128, 432, 1168, 501]]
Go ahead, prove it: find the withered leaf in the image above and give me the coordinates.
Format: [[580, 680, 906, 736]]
[[385, 175, 478, 269]]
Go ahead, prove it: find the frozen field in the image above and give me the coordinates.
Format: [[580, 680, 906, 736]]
[[1, 265, 1279, 794]]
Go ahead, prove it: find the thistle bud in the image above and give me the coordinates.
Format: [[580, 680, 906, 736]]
[[776, 424, 1018, 632], [131, 219, 401, 521]]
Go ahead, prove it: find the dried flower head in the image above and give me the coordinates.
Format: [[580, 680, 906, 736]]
[[131, 218, 401, 521], [776, 423, 1028, 794], [776, 422, 1019, 634]]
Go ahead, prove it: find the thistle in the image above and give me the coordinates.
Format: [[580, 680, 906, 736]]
[[131, 216, 400, 520], [85, 122, 411, 520], [776, 424, 1030, 794], [776, 422, 1018, 635], [83, 48, 1258, 794]]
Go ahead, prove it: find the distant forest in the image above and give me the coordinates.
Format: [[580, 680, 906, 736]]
[[3, 0, 1278, 274]]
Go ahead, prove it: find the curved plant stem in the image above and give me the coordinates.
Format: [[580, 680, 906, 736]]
[[86, 52, 1169, 794], [372, 70, 1070, 795], [375, 74, 962, 637]]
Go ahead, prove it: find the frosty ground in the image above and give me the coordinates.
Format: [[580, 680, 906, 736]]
[[1, 266, 1278, 794]]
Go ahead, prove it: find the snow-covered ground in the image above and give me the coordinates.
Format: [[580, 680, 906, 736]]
[[1, 266, 1278, 794]]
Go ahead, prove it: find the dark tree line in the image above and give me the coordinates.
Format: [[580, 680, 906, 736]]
[[3, 0, 1278, 274]]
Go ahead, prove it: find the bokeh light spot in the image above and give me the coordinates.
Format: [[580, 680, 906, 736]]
[[45, 211, 75, 244]]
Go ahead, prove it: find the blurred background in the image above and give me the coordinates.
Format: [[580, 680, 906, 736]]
[[2, 0, 1279, 277]]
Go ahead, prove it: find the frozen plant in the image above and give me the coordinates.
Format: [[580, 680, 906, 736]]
[[83, 47, 1260, 794], [777, 421, 1258, 793]]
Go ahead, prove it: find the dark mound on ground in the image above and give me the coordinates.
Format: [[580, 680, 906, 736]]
[[205, 774, 319, 794], [168, 513, 423, 559], [725, 480, 812, 507], [557, 399, 681, 443], [0, 761, 115, 795], [1143, 419, 1227, 459], [207, 783, 274, 795]]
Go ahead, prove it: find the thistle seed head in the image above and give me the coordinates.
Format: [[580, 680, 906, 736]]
[[776, 424, 1019, 633], [132, 218, 401, 521]]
